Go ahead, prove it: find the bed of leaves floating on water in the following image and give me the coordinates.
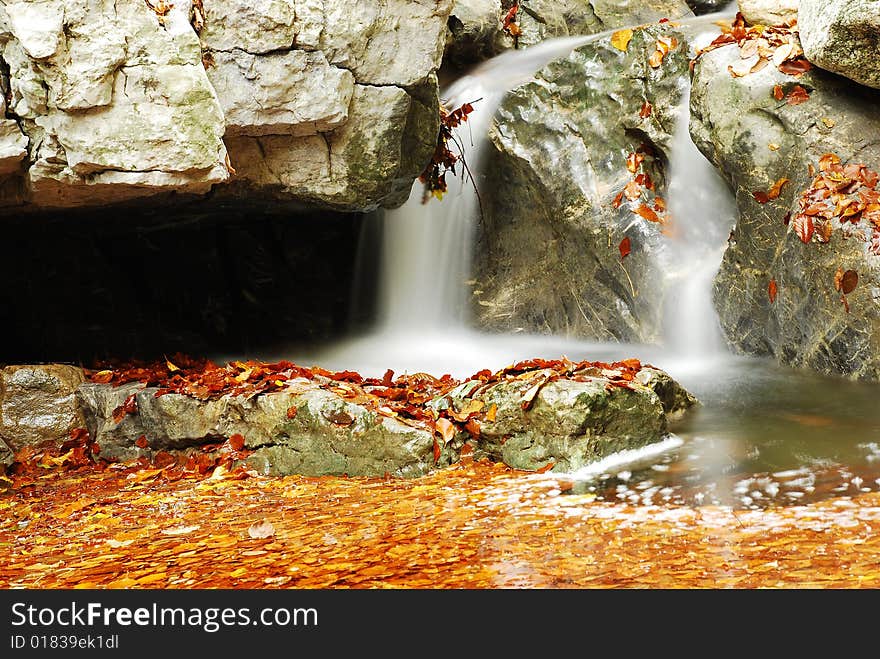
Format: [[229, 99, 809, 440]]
[[2, 453, 879, 589]]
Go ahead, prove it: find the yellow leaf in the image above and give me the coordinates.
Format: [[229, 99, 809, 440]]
[[611, 29, 633, 52]]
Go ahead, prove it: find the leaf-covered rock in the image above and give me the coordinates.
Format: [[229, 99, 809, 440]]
[[691, 33, 880, 379]]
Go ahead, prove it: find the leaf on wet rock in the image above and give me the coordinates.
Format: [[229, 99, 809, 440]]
[[324, 410, 354, 426], [435, 418, 456, 444], [619, 237, 632, 259], [785, 85, 810, 105], [639, 101, 652, 118], [767, 178, 789, 200], [768, 278, 778, 303], [793, 215, 814, 244], [841, 270, 858, 295], [228, 434, 245, 451], [610, 29, 633, 52]]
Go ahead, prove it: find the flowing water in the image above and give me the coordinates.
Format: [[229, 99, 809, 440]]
[[300, 8, 880, 510]]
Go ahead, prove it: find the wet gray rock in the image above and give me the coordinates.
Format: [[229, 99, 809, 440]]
[[691, 39, 880, 379], [636, 366, 698, 420], [436, 364, 692, 472], [473, 25, 690, 343], [445, 0, 693, 67], [799, 0, 880, 91], [77, 382, 147, 462], [77, 379, 457, 478], [0, 364, 86, 451]]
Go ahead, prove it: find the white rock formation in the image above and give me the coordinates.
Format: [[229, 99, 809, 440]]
[[738, 0, 799, 26]]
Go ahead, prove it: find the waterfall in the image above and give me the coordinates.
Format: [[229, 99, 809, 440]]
[[309, 9, 738, 378]]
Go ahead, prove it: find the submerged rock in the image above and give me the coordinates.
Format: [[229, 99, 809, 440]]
[[799, 0, 880, 91], [474, 24, 689, 342], [445, 0, 694, 66], [0, 364, 86, 451], [691, 31, 880, 379]]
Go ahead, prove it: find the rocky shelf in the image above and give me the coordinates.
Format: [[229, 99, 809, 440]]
[[0, 358, 696, 478]]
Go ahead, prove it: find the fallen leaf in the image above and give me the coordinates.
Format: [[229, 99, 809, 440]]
[[485, 403, 498, 422], [639, 101, 652, 118], [134, 435, 149, 449], [768, 278, 778, 303], [286, 405, 298, 419], [841, 269, 858, 295], [619, 237, 632, 259], [786, 85, 810, 105], [324, 410, 354, 426], [833, 268, 844, 292], [778, 57, 812, 76], [753, 190, 770, 204], [635, 204, 662, 223], [432, 437, 441, 463], [248, 520, 276, 539], [435, 418, 456, 444], [773, 85, 784, 100], [793, 215, 814, 243], [768, 178, 789, 200], [611, 29, 633, 52], [229, 434, 245, 451]]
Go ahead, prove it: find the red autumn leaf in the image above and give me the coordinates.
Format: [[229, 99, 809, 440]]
[[135, 435, 149, 449], [228, 434, 245, 451], [753, 190, 770, 204], [793, 215, 814, 243], [639, 101, 652, 118], [612, 190, 625, 208], [841, 294, 850, 313], [619, 237, 632, 258], [432, 437, 441, 463], [286, 405, 298, 419], [778, 57, 812, 76], [815, 220, 833, 243], [626, 151, 645, 174], [768, 278, 778, 303], [773, 85, 784, 100], [112, 393, 139, 424], [786, 85, 810, 105], [535, 461, 555, 474], [841, 269, 858, 295]]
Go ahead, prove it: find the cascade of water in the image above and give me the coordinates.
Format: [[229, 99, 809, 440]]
[[310, 9, 738, 377]]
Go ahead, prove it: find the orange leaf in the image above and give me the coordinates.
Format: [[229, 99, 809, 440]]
[[610, 29, 633, 52], [286, 405, 298, 419], [432, 437, 440, 463], [768, 178, 789, 200], [772, 85, 784, 100], [833, 268, 844, 292], [485, 403, 498, 422], [229, 434, 245, 451], [768, 278, 778, 303], [435, 417, 456, 444], [753, 190, 770, 204], [635, 204, 661, 223], [619, 237, 632, 258], [778, 57, 812, 76], [639, 101, 652, 118], [135, 435, 149, 449]]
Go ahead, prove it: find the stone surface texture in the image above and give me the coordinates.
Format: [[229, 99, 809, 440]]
[[799, 0, 880, 91]]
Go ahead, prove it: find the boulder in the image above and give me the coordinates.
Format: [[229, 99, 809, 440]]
[[445, 1, 694, 66], [435, 363, 693, 472], [77, 379, 457, 478], [0, 0, 453, 213], [473, 24, 689, 342], [0, 0, 229, 208], [0, 437, 12, 467], [737, 0, 798, 26], [799, 0, 880, 91], [0, 364, 86, 451], [691, 33, 880, 379]]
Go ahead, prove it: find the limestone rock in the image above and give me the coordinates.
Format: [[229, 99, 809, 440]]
[[226, 82, 439, 211], [206, 49, 355, 138], [0, 0, 229, 208], [799, 0, 880, 91], [0, 364, 86, 451], [474, 25, 689, 342], [0, 119, 27, 175], [691, 39, 880, 379], [76, 382, 147, 462], [737, 0, 798, 26]]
